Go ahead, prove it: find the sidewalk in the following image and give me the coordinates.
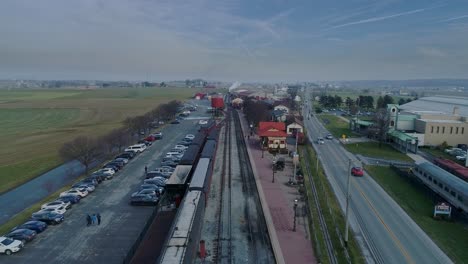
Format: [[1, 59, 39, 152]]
[[239, 113, 316, 264]]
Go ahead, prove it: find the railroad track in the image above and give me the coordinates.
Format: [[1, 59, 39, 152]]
[[232, 109, 274, 263], [302, 148, 339, 264], [214, 109, 233, 263]]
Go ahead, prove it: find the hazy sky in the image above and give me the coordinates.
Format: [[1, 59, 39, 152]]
[[1, 0, 468, 82]]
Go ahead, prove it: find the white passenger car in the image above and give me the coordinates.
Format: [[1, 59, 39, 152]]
[[125, 144, 147, 153], [0, 236, 23, 255]]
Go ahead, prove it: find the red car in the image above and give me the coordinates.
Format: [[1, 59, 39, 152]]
[[144, 135, 156, 142], [351, 167, 364, 177]]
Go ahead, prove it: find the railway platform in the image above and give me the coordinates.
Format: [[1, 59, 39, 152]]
[[239, 113, 317, 264]]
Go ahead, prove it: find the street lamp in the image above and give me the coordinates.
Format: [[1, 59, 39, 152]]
[[293, 199, 298, 232]]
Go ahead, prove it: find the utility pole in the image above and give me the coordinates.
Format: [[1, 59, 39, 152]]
[[293, 132, 299, 183], [293, 199, 298, 232], [345, 159, 352, 247]]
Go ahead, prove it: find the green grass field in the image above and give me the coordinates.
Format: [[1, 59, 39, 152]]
[[344, 142, 413, 162], [365, 166, 468, 263], [0, 87, 194, 194], [318, 114, 357, 139]]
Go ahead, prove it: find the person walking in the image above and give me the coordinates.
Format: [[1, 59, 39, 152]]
[[91, 214, 97, 225], [86, 214, 91, 227], [144, 165, 148, 174], [97, 213, 101, 225]]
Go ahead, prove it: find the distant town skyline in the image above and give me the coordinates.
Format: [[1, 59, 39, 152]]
[[1, 0, 468, 82]]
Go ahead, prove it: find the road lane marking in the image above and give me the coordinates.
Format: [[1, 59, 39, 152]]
[[353, 181, 415, 264]]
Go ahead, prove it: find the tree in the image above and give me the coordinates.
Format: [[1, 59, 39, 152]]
[[398, 98, 406, 105], [334, 95, 343, 108], [373, 108, 390, 147], [243, 98, 270, 126], [104, 128, 130, 153], [345, 97, 354, 110], [383, 95, 394, 106], [59, 136, 102, 173], [376, 96, 384, 109]]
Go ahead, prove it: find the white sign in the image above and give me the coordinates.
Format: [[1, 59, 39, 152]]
[[434, 202, 451, 218]]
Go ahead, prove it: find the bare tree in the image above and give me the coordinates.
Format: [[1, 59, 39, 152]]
[[373, 108, 390, 147], [106, 127, 131, 152], [59, 136, 102, 173]]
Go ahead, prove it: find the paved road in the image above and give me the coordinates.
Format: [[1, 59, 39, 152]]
[[303, 91, 452, 264], [0, 100, 212, 263]]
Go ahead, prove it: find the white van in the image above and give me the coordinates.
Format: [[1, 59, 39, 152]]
[[125, 144, 147, 153], [0, 237, 23, 255]]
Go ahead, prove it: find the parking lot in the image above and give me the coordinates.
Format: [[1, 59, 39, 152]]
[[0, 108, 207, 263]]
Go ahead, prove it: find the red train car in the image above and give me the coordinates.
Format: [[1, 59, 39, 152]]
[[211, 97, 224, 109], [433, 158, 468, 182]]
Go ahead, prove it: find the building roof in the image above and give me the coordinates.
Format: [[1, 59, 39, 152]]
[[287, 118, 304, 127], [258, 121, 287, 137], [259, 121, 285, 131], [418, 119, 465, 124], [400, 96, 468, 117], [387, 129, 418, 141], [272, 109, 287, 118]]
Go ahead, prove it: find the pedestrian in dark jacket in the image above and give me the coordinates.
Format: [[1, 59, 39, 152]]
[[97, 213, 101, 225], [86, 214, 91, 226]]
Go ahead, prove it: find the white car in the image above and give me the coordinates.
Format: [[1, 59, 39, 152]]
[[125, 144, 147, 153], [317, 137, 325, 144], [199, 120, 208, 125], [174, 145, 188, 151], [456, 154, 467, 161], [37, 207, 66, 215], [0, 236, 23, 255], [98, 168, 115, 175], [41, 201, 71, 211], [75, 184, 95, 192], [60, 188, 88, 198], [185, 134, 195, 140]]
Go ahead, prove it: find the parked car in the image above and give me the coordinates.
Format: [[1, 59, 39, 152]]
[[73, 184, 95, 193], [185, 134, 195, 140], [5, 229, 37, 243], [146, 171, 168, 179], [456, 154, 467, 161], [57, 195, 81, 204], [199, 120, 208, 125], [178, 141, 191, 146], [106, 160, 124, 169], [12, 221, 47, 233], [161, 160, 178, 167], [131, 189, 159, 197], [130, 194, 159, 206], [125, 144, 147, 153], [351, 167, 364, 177], [140, 184, 164, 195], [98, 168, 115, 175], [174, 145, 188, 151], [115, 157, 129, 164], [144, 178, 167, 187], [144, 135, 156, 142], [31, 212, 64, 225], [41, 200, 71, 210], [116, 152, 135, 160], [138, 139, 152, 146], [316, 137, 325, 144], [169, 148, 185, 154], [37, 207, 67, 215], [89, 172, 110, 181], [154, 132, 163, 139], [170, 120, 180, 124], [0, 236, 23, 255], [103, 164, 120, 172], [60, 188, 88, 198]]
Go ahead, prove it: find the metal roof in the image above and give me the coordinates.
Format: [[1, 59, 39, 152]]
[[400, 96, 468, 117], [160, 190, 202, 263], [418, 162, 468, 195], [201, 140, 216, 159], [179, 145, 201, 165], [387, 129, 417, 141], [166, 165, 192, 185], [188, 158, 210, 191]]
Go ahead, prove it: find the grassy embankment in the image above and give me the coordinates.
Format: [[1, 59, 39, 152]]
[[318, 114, 358, 139], [300, 145, 364, 264], [344, 142, 413, 162], [0, 87, 194, 194], [365, 166, 468, 263]]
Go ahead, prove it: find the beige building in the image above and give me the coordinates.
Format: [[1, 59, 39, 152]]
[[387, 96, 468, 148]]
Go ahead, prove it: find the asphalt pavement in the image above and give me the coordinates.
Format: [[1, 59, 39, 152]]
[[0, 99, 213, 263], [302, 91, 452, 264]]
